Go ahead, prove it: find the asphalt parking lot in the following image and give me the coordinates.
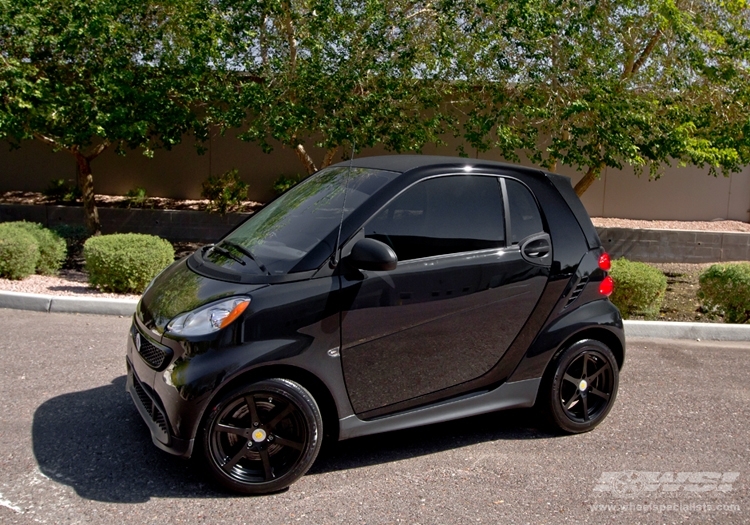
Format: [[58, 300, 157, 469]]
[[0, 309, 748, 524]]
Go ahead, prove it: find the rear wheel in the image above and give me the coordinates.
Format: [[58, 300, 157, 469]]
[[541, 339, 619, 433], [202, 378, 323, 494]]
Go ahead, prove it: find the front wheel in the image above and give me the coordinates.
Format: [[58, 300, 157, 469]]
[[541, 339, 619, 433], [202, 378, 323, 494]]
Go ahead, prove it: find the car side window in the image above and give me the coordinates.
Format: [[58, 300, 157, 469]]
[[365, 175, 505, 261], [505, 179, 544, 244]]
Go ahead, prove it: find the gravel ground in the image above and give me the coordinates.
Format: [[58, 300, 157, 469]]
[[0, 270, 140, 300], [591, 217, 750, 232]]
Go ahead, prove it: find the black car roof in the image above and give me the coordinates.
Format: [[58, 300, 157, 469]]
[[344, 155, 549, 178]]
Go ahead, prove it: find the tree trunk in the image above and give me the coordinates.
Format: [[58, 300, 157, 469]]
[[73, 151, 101, 234], [574, 165, 602, 196]]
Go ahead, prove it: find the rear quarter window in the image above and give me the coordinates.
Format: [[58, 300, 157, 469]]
[[505, 179, 544, 244]]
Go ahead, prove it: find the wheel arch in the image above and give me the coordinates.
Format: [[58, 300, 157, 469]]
[[534, 326, 624, 404], [200, 364, 340, 444], [556, 327, 625, 371]]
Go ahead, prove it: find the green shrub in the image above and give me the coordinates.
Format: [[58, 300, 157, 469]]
[[84, 233, 174, 293], [0, 228, 39, 280], [698, 263, 750, 323], [609, 258, 667, 319], [201, 168, 248, 214], [126, 186, 148, 208], [272, 174, 303, 195], [43, 178, 81, 202], [0, 221, 66, 275]]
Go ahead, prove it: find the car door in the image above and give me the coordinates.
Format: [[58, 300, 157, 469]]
[[339, 173, 551, 417]]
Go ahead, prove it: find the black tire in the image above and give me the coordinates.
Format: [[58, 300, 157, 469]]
[[541, 339, 619, 434], [202, 378, 323, 494]]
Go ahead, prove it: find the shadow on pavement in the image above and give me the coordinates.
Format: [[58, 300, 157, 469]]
[[33, 376, 555, 502]]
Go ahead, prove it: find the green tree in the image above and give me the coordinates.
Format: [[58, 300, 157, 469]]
[[216, 0, 453, 173], [0, 0, 225, 232], [446, 0, 750, 195]]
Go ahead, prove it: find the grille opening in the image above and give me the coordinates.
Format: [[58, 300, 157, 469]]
[[132, 373, 169, 441], [136, 332, 170, 370]]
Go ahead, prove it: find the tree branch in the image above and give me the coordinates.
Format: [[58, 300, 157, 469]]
[[294, 143, 318, 174], [85, 141, 110, 161], [574, 164, 604, 196], [622, 29, 662, 79], [33, 132, 60, 148], [321, 146, 339, 168], [279, 3, 297, 74]]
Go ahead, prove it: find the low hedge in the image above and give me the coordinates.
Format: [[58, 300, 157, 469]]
[[698, 263, 750, 323], [84, 233, 174, 294], [609, 258, 667, 319], [0, 228, 40, 280], [0, 221, 66, 275]]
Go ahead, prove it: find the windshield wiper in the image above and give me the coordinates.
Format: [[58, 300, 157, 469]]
[[208, 245, 246, 266], [219, 240, 269, 274]]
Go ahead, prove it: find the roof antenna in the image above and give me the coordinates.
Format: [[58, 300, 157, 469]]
[[330, 137, 355, 268]]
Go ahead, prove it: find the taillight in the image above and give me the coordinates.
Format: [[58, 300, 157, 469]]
[[598, 253, 611, 271], [599, 276, 614, 296]]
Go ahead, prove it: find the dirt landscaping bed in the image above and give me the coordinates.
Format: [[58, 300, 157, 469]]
[[0, 190, 263, 213]]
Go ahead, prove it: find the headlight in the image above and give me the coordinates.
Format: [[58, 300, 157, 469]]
[[166, 297, 251, 337]]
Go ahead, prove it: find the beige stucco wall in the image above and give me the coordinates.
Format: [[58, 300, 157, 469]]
[[2, 134, 749, 221]]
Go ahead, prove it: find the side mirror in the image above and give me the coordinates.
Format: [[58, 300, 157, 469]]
[[346, 238, 398, 272]]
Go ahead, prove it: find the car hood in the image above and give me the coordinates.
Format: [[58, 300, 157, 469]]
[[137, 257, 267, 335]]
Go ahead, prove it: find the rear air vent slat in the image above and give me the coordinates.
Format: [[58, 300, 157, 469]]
[[565, 278, 588, 308]]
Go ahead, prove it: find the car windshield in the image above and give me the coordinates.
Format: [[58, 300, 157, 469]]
[[206, 166, 398, 275]]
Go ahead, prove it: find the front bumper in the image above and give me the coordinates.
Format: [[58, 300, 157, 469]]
[[126, 358, 194, 457], [125, 317, 199, 458]]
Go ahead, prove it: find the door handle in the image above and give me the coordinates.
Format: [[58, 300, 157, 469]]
[[523, 239, 550, 258]]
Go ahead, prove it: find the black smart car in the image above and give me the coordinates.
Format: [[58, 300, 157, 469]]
[[127, 155, 623, 494]]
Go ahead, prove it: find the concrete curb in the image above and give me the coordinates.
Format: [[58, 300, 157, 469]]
[[2, 290, 750, 341], [623, 320, 750, 341], [0, 291, 137, 317]]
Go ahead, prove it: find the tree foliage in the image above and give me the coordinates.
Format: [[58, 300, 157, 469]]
[[215, 0, 455, 173], [3, 0, 750, 205], [0, 0, 226, 232], [444, 0, 750, 195]]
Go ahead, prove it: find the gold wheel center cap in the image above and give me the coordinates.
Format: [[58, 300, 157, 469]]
[[251, 428, 267, 443], [579, 379, 588, 391]]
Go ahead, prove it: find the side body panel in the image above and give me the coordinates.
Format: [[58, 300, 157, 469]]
[[339, 250, 548, 415]]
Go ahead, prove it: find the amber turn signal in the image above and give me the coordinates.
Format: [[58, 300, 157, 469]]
[[220, 300, 251, 329]]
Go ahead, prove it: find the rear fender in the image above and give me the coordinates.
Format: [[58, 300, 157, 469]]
[[507, 299, 625, 383]]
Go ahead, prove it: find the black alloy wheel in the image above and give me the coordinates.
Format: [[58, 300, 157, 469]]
[[202, 378, 323, 494], [543, 339, 619, 433]]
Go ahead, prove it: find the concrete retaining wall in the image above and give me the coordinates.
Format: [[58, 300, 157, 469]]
[[598, 227, 750, 263], [0, 204, 248, 242], [3, 135, 750, 222]]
